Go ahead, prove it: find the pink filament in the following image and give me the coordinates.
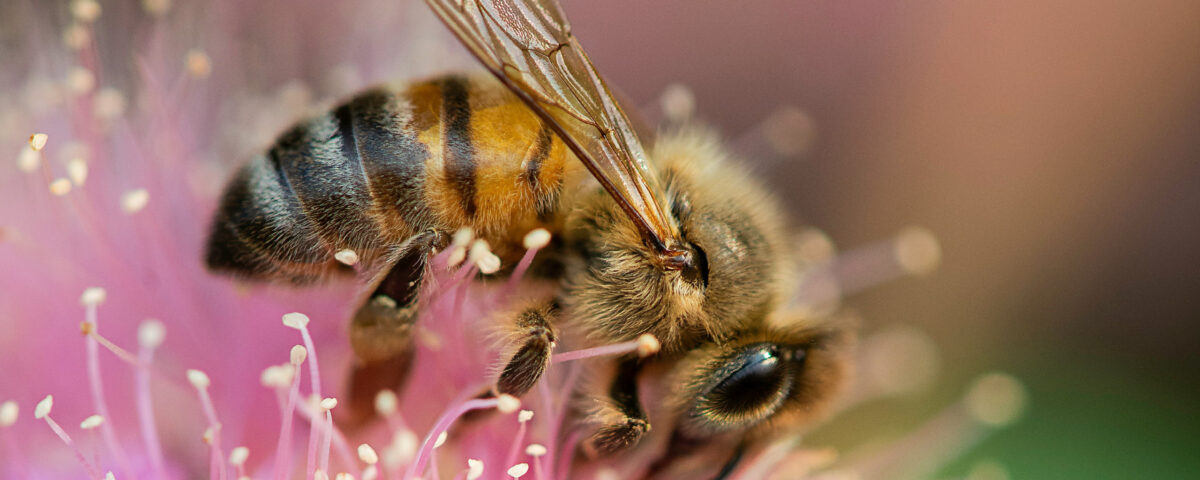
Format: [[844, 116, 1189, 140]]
[[504, 417, 529, 470], [43, 415, 102, 480], [291, 389, 357, 472], [83, 306, 134, 478], [273, 364, 303, 480], [136, 340, 168, 479], [319, 410, 333, 476], [551, 339, 643, 364], [195, 384, 228, 480], [296, 324, 323, 480], [403, 396, 501, 480]]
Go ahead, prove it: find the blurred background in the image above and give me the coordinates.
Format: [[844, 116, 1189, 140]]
[[3, 0, 1198, 478]]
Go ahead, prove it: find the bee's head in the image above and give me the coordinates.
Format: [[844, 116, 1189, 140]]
[[563, 129, 791, 351], [667, 313, 856, 439]]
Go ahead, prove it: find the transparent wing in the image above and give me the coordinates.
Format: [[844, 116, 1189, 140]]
[[426, 0, 686, 260]]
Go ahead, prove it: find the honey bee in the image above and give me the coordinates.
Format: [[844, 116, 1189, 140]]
[[205, 0, 854, 475]]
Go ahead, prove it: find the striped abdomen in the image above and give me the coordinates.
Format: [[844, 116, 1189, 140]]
[[205, 74, 584, 283]]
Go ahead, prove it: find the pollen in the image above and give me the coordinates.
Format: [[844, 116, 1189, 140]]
[[70, 0, 102, 23], [636, 334, 662, 357], [34, 395, 52, 419], [357, 443, 379, 464], [290, 345, 307, 364], [137, 319, 166, 349], [964, 372, 1027, 427], [29, 133, 49, 151], [185, 49, 213, 79], [517, 409, 534, 423], [142, 0, 171, 16], [17, 146, 40, 172], [66, 157, 88, 186], [186, 369, 211, 389], [660, 83, 696, 122], [49, 178, 72, 196], [334, 249, 359, 265], [120, 189, 150, 214], [229, 446, 249, 465], [93, 88, 127, 121], [506, 463, 529, 478], [374, 390, 398, 416], [525, 443, 547, 456], [522, 228, 551, 250], [319, 397, 338, 411], [66, 67, 96, 95], [80, 414, 104, 430], [466, 459, 484, 480], [282, 312, 311, 330], [80, 287, 107, 306], [0, 401, 18, 427], [496, 394, 520, 414], [894, 226, 941, 276]]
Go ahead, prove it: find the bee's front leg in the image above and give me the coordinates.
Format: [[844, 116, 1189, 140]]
[[581, 357, 650, 457], [494, 303, 559, 396]]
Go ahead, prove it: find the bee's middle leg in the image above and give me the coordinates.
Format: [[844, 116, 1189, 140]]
[[581, 357, 650, 457], [494, 303, 559, 396]]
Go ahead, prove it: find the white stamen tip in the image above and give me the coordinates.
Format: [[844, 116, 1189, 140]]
[[142, 0, 172, 16], [186, 369, 211, 389], [522, 228, 551, 250], [17, 146, 40, 172], [467, 239, 490, 261], [496, 394, 520, 414], [70, 0, 102, 23], [334, 474, 354, 480], [290, 345, 308, 365], [185, 49, 213, 79], [66, 157, 88, 186], [49, 178, 72, 196], [525, 443, 547, 456], [80, 414, 105, 429], [121, 189, 150, 214], [314, 470, 329, 480], [636, 334, 661, 357], [660, 83, 696, 122], [229, 446, 249, 466], [63, 23, 90, 50], [29, 133, 49, 151], [80, 287, 107, 306], [507, 463, 529, 478], [334, 249, 359, 266], [66, 67, 96, 95], [894, 226, 942, 276], [34, 395, 53, 419], [0, 401, 17, 427], [260, 364, 295, 388], [477, 252, 501, 274], [434, 431, 448, 448], [517, 409, 534, 423], [202, 426, 216, 444], [361, 466, 378, 480], [319, 397, 338, 411], [137, 319, 167, 349], [105, 473, 115, 480], [282, 312, 310, 330], [466, 459, 484, 480], [452, 227, 474, 247], [374, 390, 398, 416], [94, 88, 127, 120], [357, 443, 379, 464], [382, 429, 418, 467], [965, 372, 1028, 427], [446, 245, 467, 267]]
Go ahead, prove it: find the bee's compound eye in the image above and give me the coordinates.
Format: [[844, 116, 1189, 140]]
[[688, 343, 797, 434]]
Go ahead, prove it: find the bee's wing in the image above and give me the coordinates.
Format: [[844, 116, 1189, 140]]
[[426, 0, 684, 258]]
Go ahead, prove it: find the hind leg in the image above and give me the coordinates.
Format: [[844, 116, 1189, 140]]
[[344, 230, 446, 426]]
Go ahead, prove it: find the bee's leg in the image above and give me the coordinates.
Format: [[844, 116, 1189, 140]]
[[581, 357, 650, 457], [344, 230, 446, 426], [494, 303, 559, 396]]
